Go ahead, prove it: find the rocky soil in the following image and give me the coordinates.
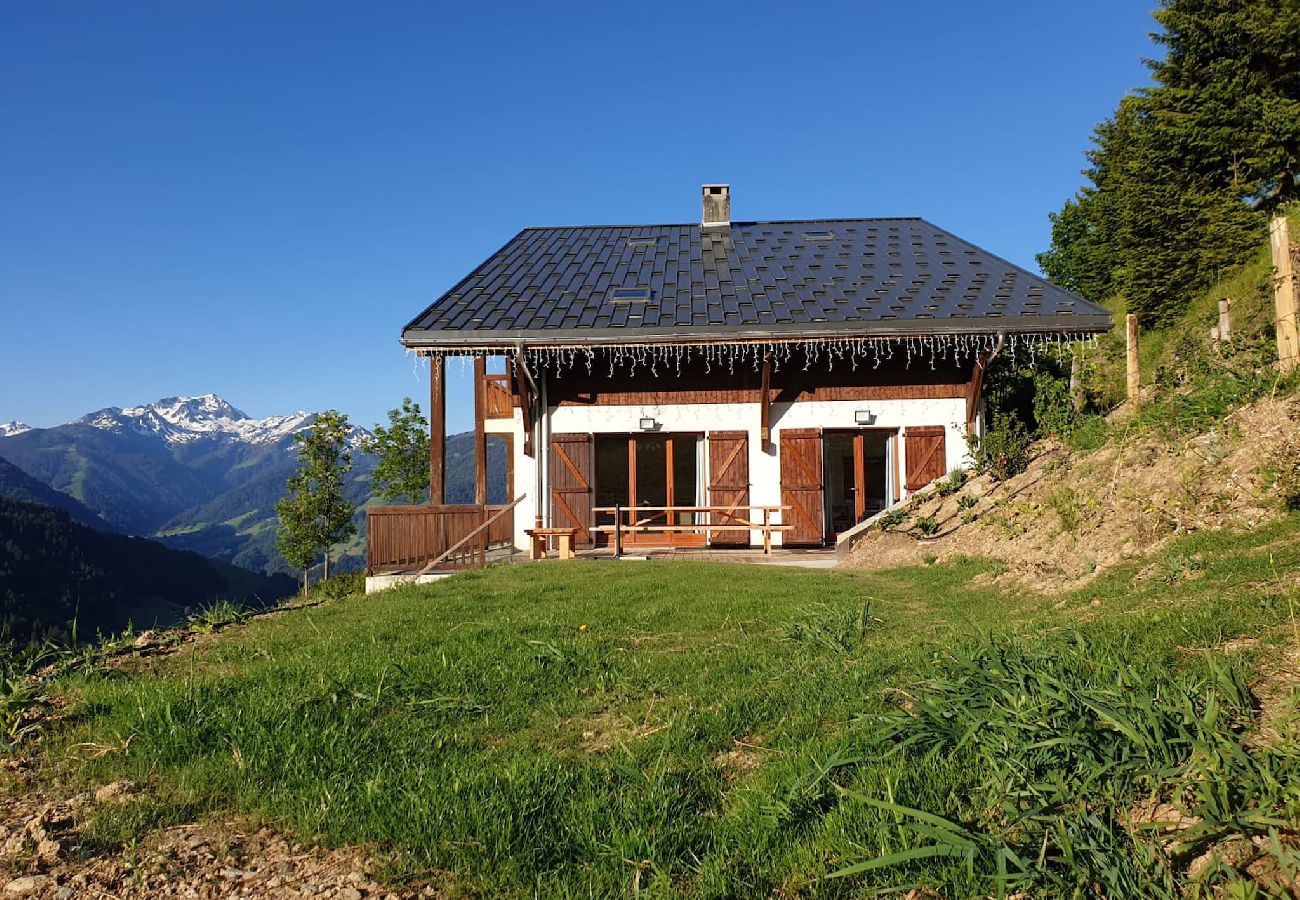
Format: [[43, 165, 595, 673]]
[[0, 767, 440, 899], [843, 395, 1300, 593], [0, 764, 444, 899]]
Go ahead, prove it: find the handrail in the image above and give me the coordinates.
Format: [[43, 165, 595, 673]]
[[417, 494, 526, 575]]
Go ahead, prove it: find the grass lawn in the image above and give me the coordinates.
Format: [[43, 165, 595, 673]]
[[42, 516, 1300, 897]]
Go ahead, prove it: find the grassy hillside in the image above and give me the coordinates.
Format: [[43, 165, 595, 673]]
[[1075, 205, 1299, 419], [0, 497, 296, 644], [0, 455, 113, 531], [156, 431, 508, 575], [25, 515, 1299, 897]]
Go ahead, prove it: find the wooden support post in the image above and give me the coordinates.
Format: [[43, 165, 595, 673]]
[[1270, 215, 1299, 375], [1217, 299, 1232, 343], [965, 351, 989, 435], [429, 354, 446, 504], [759, 352, 772, 445], [473, 356, 487, 506], [1126, 314, 1141, 405], [512, 353, 535, 457], [1069, 353, 1085, 413]]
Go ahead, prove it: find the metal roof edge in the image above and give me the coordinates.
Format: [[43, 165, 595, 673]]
[[399, 227, 532, 336], [399, 314, 1114, 351]]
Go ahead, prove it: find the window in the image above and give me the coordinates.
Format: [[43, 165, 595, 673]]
[[608, 287, 651, 303]]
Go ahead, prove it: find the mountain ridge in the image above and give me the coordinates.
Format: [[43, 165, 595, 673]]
[[0, 495, 296, 644], [2, 394, 503, 575], [68, 393, 371, 449]]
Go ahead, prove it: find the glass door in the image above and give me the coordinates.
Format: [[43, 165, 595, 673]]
[[594, 433, 701, 545]]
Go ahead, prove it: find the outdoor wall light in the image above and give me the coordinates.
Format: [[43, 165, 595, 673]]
[[854, 409, 876, 425], [639, 417, 658, 431]]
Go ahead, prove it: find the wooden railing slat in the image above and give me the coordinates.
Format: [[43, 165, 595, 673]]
[[366, 497, 522, 575]]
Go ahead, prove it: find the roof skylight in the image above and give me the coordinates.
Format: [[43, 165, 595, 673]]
[[608, 287, 651, 303]]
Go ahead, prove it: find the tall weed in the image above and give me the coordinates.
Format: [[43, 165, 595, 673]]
[[831, 633, 1297, 896]]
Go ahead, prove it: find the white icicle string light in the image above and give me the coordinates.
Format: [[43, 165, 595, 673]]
[[492, 331, 1099, 378]]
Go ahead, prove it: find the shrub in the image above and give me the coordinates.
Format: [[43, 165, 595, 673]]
[[969, 413, 1032, 481], [878, 508, 908, 532], [936, 469, 967, 497], [1048, 487, 1083, 533], [956, 495, 977, 511], [1031, 369, 1076, 437], [913, 516, 939, 537], [312, 571, 365, 601]]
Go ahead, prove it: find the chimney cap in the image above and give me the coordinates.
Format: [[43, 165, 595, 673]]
[[701, 184, 730, 228]]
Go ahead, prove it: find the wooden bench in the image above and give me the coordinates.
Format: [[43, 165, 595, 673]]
[[589, 505, 793, 554], [526, 527, 579, 560]]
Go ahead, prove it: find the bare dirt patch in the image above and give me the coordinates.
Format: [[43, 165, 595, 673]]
[[843, 396, 1300, 592], [712, 735, 772, 781], [572, 708, 667, 754], [0, 766, 439, 899]]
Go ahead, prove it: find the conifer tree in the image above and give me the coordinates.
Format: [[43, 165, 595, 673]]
[[275, 410, 357, 586], [1039, 0, 1298, 326], [368, 398, 429, 505]]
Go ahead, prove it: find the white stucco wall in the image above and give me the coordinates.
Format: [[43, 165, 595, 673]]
[[491, 394, 971, 550]]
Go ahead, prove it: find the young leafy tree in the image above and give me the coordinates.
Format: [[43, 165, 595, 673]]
[[368, 397, 429, 505], [275, 410, 357, 585], [275, 491, 317, 594]]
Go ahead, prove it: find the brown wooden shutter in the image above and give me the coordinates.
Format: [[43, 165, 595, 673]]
[[905, 426, 947, 491], [780, 428, 824, 546], [707, 431, 749, 547], [549, 432, 593, 548]]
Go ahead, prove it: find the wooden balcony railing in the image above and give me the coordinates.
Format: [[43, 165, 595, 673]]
[[483, 373, 513, 419], [367, 500, 519, 574]]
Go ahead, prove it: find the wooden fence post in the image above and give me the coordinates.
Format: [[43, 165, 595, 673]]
[[1069, 353, 1085, 413], [1271, 215, 1299, 375], [1126, 314, 1141, 404]]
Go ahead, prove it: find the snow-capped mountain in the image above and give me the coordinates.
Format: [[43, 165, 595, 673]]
[[1, 393, 493, 576], [74, 394, 370, 449], [0, 421, 31, 437]]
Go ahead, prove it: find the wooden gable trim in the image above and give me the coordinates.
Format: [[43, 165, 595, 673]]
[[550, 381, 968, 407]]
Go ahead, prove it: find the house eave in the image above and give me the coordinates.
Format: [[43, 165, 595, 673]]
[[399, 314, 1113, 353]]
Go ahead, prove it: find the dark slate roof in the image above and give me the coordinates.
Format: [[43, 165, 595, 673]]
[[401, 218, 1111, 349]]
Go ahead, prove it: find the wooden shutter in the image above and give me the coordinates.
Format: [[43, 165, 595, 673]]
[[549, 432, 593, 548], [780, 428, 824, 546], [707, 431, 750, 547], [905, 426, 947, 491]]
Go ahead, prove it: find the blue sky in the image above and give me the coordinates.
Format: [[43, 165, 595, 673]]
[[0, 1, 1155, 434]]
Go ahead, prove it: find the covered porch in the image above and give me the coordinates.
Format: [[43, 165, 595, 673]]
[[365, 355, 523, 577]]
